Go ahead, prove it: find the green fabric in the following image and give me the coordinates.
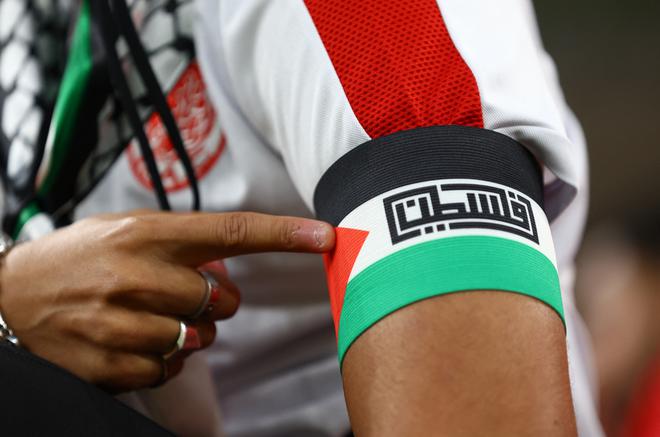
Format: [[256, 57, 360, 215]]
[[12, 201, 40, 240], [337, 236, 563, 366], [37, 0, 92, 196]]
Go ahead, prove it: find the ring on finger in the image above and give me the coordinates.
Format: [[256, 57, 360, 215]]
[[163, 321, 201, 359], [190, 271, 221, 319]]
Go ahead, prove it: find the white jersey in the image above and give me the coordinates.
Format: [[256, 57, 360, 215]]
[[72, 0, 602, 435]]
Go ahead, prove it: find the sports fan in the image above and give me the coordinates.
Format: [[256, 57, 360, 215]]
[[0, 0, 601, 435]]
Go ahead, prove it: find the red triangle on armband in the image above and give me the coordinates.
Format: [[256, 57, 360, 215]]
[[323, 227, 369, 338]]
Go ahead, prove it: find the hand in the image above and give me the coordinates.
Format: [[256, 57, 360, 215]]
[[0, 210, 334, 392]]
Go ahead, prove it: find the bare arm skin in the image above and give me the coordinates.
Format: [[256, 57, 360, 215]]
[[343, 291, 577, 436]]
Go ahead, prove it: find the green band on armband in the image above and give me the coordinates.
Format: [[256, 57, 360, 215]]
[[337, 235, 562, 366]]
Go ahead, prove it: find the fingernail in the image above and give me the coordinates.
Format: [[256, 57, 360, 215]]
[[183, 326, 202, 351], [294, 221, 334, 249], [313, 223, 334, 249], [202, 260, 227, 275]]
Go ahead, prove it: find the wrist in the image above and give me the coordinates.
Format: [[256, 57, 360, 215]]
[[0, 231, 19, 345]]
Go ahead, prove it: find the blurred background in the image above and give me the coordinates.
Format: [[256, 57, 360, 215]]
[[534, 0, 660, 435], [535, 0, 660, 223]]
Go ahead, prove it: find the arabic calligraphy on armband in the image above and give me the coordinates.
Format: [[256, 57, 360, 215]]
[[383, 182, 539, 245]]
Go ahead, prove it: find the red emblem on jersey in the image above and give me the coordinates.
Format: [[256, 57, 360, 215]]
[[127, 62, 226, 192]]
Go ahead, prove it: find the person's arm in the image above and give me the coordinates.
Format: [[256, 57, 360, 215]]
[[311, 125, 576, 436], [206, 0, 583, 433], [343, 292, 574, 435]]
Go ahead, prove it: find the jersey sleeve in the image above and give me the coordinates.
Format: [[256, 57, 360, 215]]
[[200, 0, 584, 365]]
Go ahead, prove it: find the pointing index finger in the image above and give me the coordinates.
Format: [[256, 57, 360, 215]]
[[151, 212, 335, 265]]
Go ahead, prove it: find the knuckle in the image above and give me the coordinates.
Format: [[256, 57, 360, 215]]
[[95, 265, 125, 300], [116, 270, 149, 295], [91, 351, 123, 387], [60, 307, 100, 343], [218, 213, 250, 248], [89, 315, 121, 347], [58, 310, 93, 341], [86, 311, 138, 350], [95, 259, 155, 303], [93, 274, 129, 304], [102, 216, 150, 249], [277, 220, 298, 250]]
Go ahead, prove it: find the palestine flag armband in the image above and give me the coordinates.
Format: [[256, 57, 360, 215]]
[[314, 125, 563, 366]]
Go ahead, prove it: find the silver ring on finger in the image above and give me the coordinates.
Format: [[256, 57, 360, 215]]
[[163, 321, 201, 359], [190, 271, 221, 319]]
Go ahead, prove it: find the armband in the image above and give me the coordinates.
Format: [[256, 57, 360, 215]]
[[314, 125, 563, 366]]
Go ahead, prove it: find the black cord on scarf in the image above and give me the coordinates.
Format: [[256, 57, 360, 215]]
[[111, 0, 200, 211], [92, 0, 201, 211], [92, 0, 171, 210]]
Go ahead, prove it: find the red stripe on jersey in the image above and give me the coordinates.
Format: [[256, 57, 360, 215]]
[[323, 228, 369, 337], [304, 0, 483, 138]]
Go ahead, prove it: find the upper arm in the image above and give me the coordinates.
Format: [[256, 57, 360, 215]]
[[210, 0, 581, 433]]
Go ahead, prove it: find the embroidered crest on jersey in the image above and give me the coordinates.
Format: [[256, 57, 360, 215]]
[[126, 62, 226, 192]]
